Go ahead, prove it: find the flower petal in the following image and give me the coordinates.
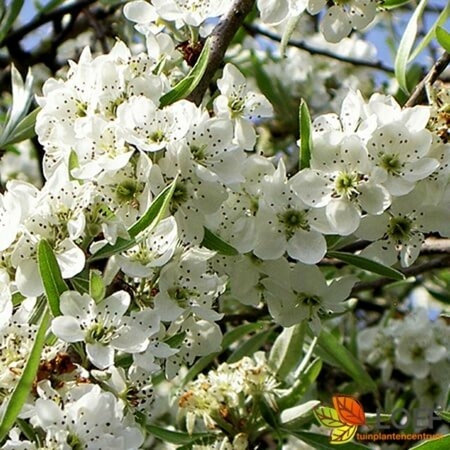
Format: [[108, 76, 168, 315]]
[[51, 316, 84, 342], [287, 229, 326, 264], [86, 343, 114, 369]]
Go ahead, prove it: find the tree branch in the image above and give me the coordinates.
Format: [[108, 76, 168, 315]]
[[2, 0, 97, 47], [187, 0, 256, 105], [351, 254, 450, 294], [338, 237, 450, 255], [244, 24, 395, 74], [405, 51, 450, 107]]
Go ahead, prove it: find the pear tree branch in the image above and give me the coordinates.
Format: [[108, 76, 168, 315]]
[[405, 51, 450, 107], [187, 0, 256, 105], [244, 24, 395, 74]]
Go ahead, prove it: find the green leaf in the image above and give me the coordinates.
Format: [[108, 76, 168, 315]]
[[250, 53, 280, 107], [394, 0, 428, 93], [0, 66, 34, 149], [426, 287, 450, 305], [1, 107, 40, 147], [144, 424, 213, 445], [0, 309, 50, 442], [183, 322, 265, 384], [316, 329, 377, 393], [12, 292, 26, 307], [279, 358, 322, 409], [259, 397, 280, 430], [410, 434, 450, 449], [250, 53, 292, 121], [201, 228, 238, 256], [89, 270, 106, 303], [159, 39, 211, 107], [382, 0, 413, 9], [128, 178, 177, 237], [409, 5, 450, 61], [294, 336, 318, 377], [68, 150, 80, 180], [285, 431, 371, 449], [280, 15, 301, 56], [436, 27, 450, 53], [327, 251, 405, 281], [89, 179, 177, 261], [299, 99, 312, 169], [16, 418, 37, 444], [269, 323, 306, 380], [70, 269, 90, 294], [0, 0, 24, 45], [364, 413, 391, 425], [227, 328, 272, 363], [280, 400, 320, 428], [436, 410, 450, 423], [165, 332, 186, 348], [38, 239, 69, 317]]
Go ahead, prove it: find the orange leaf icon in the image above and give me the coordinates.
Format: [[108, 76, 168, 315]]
[[332, 395, 365, 426]]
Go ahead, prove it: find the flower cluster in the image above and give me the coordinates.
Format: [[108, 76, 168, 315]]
[[2, 385, 145, 450], [256, 0, 378, 43], [295, 91, 450, 267], [125, 0, 379, 44], [178, 352, 278, 444], [358, 307, 450, 410], [261, 33, 377, 116], [0, 1, 449, 448]]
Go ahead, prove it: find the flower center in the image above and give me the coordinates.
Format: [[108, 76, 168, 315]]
[[229, 96, 245, 117], [387, 216, 412, 241], [115, 180, 142, 204], [190, 144, 207, 161], [85, 321, 114, 345], [168, 287, 194, 308], [278, 209, 309, 238], [411, 345, 424, 359], [334, 172, 361, 199], [170, 182, 189, 213], [85, 202, 115, 236], [380, 153, 402, 175], [149, 130, 166, 144], [296, 293, 320, 308], [126, 242, 154, 265], [67, 433, 84, 450], [75, 100, 88, 117]]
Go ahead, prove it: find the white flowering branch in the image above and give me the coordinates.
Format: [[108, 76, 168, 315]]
[[187, 0, 256, 105]]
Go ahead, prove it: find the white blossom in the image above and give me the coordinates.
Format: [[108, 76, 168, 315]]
[[51, 291, 160, 369], [214, 64, 273, 150], [262, 262, 356, 332]]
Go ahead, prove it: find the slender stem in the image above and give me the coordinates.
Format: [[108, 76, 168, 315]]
[[338, 237, 450, 255], [351, 255, 450, 293], [2, 0, 97, 47], [405, 51, 450, 107], [187, 0, 256, 105], [244, 24, 396, 74]]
